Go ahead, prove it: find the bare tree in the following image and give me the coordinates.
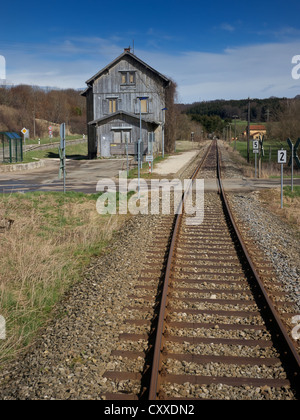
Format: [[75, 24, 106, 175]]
[[268, 99, 300, 141], [164, 80, 179, 152]]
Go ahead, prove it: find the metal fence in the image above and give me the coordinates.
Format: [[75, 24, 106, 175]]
[[0, 132, 23, 163]]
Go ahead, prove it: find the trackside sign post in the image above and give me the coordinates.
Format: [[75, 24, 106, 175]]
[[287, 138, 300, 192], [58, 123, 66, 193], [278, 149, 287, 209], [21, 127, 28, 149], [253, 140, 259, 178]]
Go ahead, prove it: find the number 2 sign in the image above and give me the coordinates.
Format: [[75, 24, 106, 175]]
[[278, 149, 287, 209], [278, 150, 287, 164]]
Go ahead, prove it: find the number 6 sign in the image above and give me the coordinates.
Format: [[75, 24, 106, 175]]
[[278, 150, 287, 164]]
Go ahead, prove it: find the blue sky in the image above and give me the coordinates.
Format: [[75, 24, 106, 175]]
[[1, 0, 300, 102]]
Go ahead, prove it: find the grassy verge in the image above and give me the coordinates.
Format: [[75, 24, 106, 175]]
[[22, 143, 88, 163], [175, 140, 201, 153], [230, 140, 300, 178], [0, 191, 128, 366], [127, 155, 170, 179], [284, 185, 300, 198], [25, 135, 82, 146]]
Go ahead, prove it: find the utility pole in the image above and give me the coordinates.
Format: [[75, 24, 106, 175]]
[[233, 115, 238, 150], [59, 123, 66, 193], [247, 98, 250, 163], [138, 97, 148, 199]]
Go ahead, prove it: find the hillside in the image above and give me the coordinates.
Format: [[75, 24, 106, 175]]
[[0, 85, 86, 138], [184, 97, 289, 122], [178, 96, 300, 140]]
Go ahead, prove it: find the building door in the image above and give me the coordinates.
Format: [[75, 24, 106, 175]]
[[101, 134, 111, 157]]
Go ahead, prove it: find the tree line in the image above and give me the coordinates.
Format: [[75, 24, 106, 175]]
[[1, 84, 299, 144], [179, 96, 300, 139], [0, 85, 86, 137], [184, 97, 287, 122]]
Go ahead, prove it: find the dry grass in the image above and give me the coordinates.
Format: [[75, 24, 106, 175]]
[[258, 187, 300, 231], [175, 140, 202, 152], [0, 192, 127, 365]]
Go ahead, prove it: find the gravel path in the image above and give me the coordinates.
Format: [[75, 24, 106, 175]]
[[153, 150, 199, 175]]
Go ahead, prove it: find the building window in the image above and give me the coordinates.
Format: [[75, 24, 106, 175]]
[[120, 71, 136, 85], [112, 130, 131, 144], [140, 98, 148, 113], [109, 99, 117, 113], [129, 72, 135, 84], [113, 131, 122, 143], [137, 98, 149, 114], [121, 73, 127, 84], [134, 97, 150, 114]]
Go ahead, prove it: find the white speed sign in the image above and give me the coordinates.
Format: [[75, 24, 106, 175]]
[[278, 150, 287, 164]]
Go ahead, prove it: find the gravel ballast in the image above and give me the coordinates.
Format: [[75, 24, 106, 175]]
[[0, 141, 299, 400]]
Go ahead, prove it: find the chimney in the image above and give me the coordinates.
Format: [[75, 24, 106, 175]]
[[124, 47, 131, 53]]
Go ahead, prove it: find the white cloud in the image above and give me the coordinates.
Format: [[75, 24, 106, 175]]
[[221, 23, 235, 32], [0, 55, 6, 80], [1, 37, 300, 102], [137, 41, 300, 101]]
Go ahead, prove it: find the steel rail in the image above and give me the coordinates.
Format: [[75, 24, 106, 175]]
[[216, 143, 300, 387], [147, 142, 213, 400], [148, 139, 300, 400]]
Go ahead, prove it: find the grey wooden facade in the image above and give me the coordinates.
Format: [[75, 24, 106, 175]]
[[82, 50, 171, 158]]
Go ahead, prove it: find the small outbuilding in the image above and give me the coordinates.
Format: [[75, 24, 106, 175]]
[[0, 132, 23, 163], [244, 125, 267, 139]]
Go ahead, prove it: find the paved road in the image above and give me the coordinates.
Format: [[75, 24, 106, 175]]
[[0, 158, 130, 194], [0, 157, 299, 194]]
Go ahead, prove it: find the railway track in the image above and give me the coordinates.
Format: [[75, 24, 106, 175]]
[[103, 140, 300, 400]]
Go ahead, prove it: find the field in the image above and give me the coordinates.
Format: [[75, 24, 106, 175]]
[[0, 192, 128, 365], [25, 134, 81, 146], [229, 140, 299, 177]]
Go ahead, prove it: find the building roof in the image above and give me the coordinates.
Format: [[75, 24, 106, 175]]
[[249, 125, 266, 130], [0, 132, 22, 140], [80, 86, 91, 97], [85, 50, 171, 87]]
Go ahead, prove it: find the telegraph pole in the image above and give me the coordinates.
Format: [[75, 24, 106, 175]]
[[233, 115, 238, 151], [247, 98, 250, 163]]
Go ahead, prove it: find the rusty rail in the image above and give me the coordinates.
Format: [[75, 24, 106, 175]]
[[217, 144, 300, 388], [148, 141, 213, 399], [147, 139, 300, 400]]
